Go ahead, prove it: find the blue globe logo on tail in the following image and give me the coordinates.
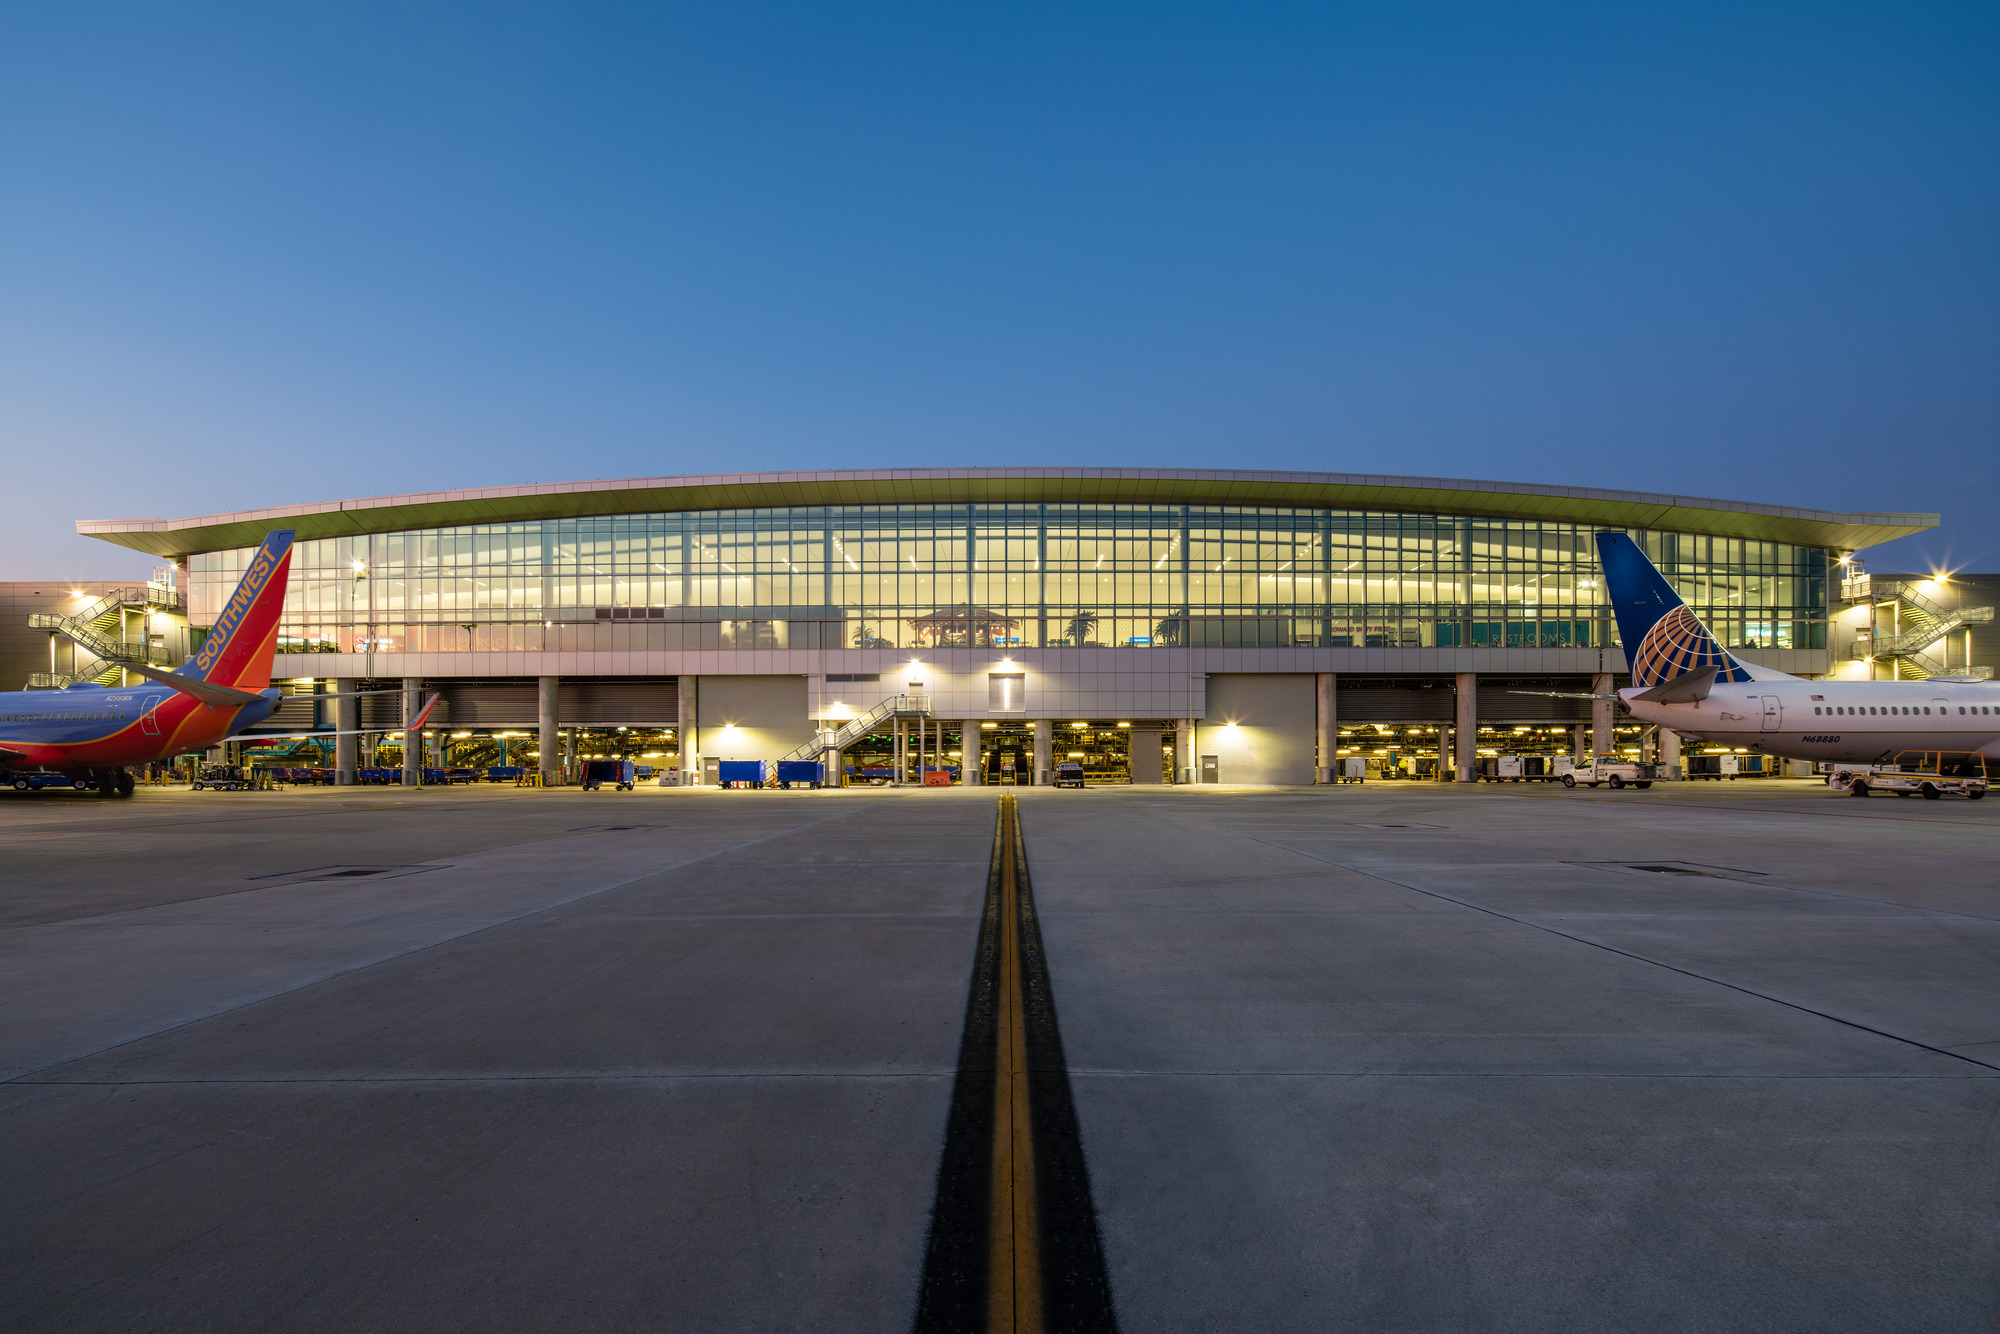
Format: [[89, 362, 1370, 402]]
[[1594, 531, 1752, 687], [1630, 604, 1742, 686]]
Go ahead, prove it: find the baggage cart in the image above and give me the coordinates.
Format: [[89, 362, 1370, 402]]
[[580, 759, 637, 791]]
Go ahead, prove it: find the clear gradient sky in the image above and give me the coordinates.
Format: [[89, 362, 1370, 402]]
[[3, 2, 1995, 580]]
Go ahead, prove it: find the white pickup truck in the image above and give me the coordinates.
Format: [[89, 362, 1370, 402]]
[[1557, 756, 1656, 790]]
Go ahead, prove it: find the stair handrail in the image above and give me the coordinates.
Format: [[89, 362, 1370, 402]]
[[780, 693, 932, 763]]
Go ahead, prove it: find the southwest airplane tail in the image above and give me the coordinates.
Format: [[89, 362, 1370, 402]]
[[0, 530, 297, 794], [182, 529, 296, 692]]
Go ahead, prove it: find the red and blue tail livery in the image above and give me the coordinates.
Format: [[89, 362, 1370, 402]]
[[0, 530, 298, 796]]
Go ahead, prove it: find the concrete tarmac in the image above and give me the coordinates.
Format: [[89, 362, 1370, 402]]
[[2, 779, 1996, 1330]]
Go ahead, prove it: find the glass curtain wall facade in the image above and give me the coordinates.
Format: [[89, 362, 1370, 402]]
[[187, 504, 1829, 655]]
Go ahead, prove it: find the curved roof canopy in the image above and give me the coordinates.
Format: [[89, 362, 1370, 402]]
[[79, 467, 1934, 558]]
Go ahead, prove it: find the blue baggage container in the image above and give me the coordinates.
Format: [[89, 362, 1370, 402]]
[[486, 766, 524, 781], [581, 759, 637, 790], [717, 760, 770, 787], [775, 760, 824, 787]]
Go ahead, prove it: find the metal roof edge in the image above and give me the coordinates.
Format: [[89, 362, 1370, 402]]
[[74, 468, 1940, 557]]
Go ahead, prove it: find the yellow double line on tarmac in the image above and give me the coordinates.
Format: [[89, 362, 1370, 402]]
[[989, 795, 1041, 1331], [914, 795, 1116, 1334]]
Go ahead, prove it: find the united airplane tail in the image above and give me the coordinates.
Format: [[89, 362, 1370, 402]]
[[180, 529, 296, 691], [1594, 531, 1793, 687]]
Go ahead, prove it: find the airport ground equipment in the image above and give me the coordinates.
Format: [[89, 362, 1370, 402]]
[[191, 764, 252, 792], [775, 760, 824, 787], [484, 766, 524, 782], [580, 759, 637, 791], [1831, 753, 1988, 799], [1686, 754, 1771, 780], [7, 771, 84, 791], [1560, 756, 1656, 789], [716, 760, 770, 787], [1478, 755, 1563, 782]]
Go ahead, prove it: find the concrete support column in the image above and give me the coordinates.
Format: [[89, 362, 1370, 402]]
[[963, 720, 983, 785], [1032, 719, 1052, 786], [677, 677, 696, 785], [1659, 727, 1682, 779], [1591, 673, 1615, 758], [1437, 725, 1451, 781], [1315, 672, 1336, 783], [401, 677, 423, 787], [1573, 723, 1587, 765], [334, 677, 359, 786], [538, 675, 561, 786], [1454, 672, 1477, 782], [1176, 719, 1194, 784]]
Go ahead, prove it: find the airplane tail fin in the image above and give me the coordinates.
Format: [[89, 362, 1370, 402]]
[[180, 530, 296, 692], [1594, 531, 1759, 687]]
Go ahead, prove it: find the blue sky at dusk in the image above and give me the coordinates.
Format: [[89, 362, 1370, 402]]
[[2, 2, 1994, 579]]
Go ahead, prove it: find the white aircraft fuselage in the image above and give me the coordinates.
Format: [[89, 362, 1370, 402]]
[[1621, 679, 2000, 765]]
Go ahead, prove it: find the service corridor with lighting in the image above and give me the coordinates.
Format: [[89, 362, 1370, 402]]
[[69, 467, 1943, 785]]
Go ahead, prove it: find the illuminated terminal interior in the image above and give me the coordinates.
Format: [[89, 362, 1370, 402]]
[[64, 468, 1952, 785]]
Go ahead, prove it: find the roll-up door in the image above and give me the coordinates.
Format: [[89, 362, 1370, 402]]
[[361, 693, 404, 728], [439, 684, 538, 726], [1476, 684, 1591, 723], [1334, 683, 1456, 722], [362, 679, 679, 728], [561, 680, 678, 725]]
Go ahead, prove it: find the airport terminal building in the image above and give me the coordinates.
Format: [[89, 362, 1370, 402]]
[[73, 468, 1938, 785]]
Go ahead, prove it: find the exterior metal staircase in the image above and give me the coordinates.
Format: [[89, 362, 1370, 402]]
[[1841, 564, 1993, 680], [27, 579, 187, 688], [780, 694, 931, 763]]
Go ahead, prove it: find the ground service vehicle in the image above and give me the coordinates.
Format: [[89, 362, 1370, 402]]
[[1831, 753, 1988, 800], [6, 771, 87, 792], [1054, 760, 1086, 788], [580, 760, 637, 791], [1560, 757, 1655, 789], [1480, 755, 1562, 782]]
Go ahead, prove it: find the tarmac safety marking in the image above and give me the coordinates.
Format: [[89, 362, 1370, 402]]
[[913, 796, 1119, 1334]]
